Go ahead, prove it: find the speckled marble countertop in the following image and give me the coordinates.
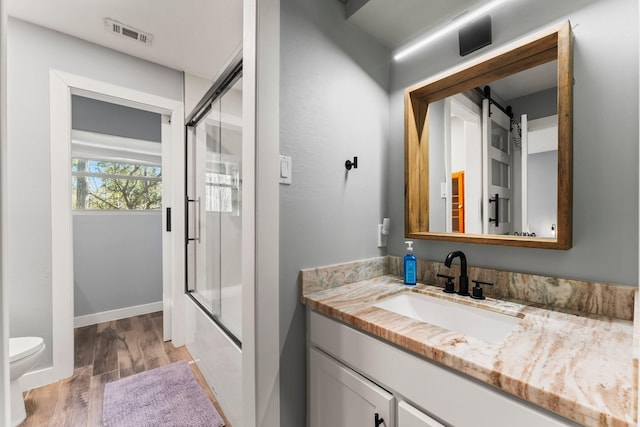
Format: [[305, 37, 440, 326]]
[[302, 269, 636, 427]]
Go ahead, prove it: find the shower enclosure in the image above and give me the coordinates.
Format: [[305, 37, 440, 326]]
[[185, 58, 243, 345]]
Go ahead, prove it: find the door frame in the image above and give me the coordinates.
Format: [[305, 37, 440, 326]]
[[48, 69, 185, 384], [0, 0, 8, 423]]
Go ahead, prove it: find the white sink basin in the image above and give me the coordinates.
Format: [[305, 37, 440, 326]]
[[373, 292, 521, 343]]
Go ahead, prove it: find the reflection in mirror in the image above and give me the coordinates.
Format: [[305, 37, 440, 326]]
[[405, 21, 572, 249], [428, 61, 558, 238]]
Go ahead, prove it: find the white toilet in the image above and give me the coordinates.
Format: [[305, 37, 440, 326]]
[[9, 337, 45, 426]]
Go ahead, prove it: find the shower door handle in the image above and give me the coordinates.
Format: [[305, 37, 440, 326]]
[[186, 197, 201, 243]]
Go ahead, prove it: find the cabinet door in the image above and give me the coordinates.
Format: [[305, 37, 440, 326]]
[[310, 348, 394, 427], [398, 401, 444, 427]]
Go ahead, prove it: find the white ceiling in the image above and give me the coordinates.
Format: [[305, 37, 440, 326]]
[[8, 0, 553, 99], [7, 0, 243, 80], [347, 0, 483, 49], [347, 0, 556, 100]]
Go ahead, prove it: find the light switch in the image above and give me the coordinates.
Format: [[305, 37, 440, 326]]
[[279, 155, 292, 185]]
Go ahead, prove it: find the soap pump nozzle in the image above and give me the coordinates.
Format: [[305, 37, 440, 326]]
[[405, 241, 414, 253]]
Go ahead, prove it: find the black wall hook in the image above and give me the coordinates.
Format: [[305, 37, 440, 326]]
[[345, 156, 358, 171]]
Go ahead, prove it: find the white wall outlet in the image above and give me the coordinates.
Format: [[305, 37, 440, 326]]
[[377, 224, 388, 248], [381, 218, 390, 235]]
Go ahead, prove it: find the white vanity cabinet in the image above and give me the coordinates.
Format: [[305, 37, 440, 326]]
[[308, 309, 579, 427], [397, 401, 445, 427], [309, 348, 394, 427]]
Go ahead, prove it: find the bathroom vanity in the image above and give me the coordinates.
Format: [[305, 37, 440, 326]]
[[301, 258, 636, 427]]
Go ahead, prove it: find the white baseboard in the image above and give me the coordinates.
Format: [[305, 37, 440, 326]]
[[74, 301, 163, 328], [20, 367, 55, 391], [19, 302, 163, 391]]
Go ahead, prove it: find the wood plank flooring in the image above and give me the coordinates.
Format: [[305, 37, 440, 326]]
[[19, 311, 230, 427]]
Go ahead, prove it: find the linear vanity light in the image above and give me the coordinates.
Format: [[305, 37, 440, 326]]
[[393, 0, 509, 61]]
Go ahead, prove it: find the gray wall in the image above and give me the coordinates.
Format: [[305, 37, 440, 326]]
[[388, 0, 638, 286], [279, 0, 390, 425], [72, 95, 161, 142], [276, 1, 638, 423], [509, 87, 558, 121], [6, 18, 182, 368], [73, 214, 162, 316]]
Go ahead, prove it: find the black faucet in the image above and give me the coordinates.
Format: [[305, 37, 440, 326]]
[[444, 251, 469, 296]]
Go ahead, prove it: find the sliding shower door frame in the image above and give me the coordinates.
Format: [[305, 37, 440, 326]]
[[185, 54, 243, 348]]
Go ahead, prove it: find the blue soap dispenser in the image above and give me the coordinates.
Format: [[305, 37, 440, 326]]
[[404, 241, 417, 286]]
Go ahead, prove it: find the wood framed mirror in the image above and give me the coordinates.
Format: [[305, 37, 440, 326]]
[[405, 21, 572, 249]]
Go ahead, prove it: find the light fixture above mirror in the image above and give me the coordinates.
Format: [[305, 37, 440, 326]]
[[404, 21, 572, 249], [393, 0, 509, 61]]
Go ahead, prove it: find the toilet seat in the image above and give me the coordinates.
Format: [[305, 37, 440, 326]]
[[9, 337, 44, 363]]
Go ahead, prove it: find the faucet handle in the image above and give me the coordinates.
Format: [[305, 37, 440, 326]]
[[437, 273, 455, 294], [471, 280, 493, 300]]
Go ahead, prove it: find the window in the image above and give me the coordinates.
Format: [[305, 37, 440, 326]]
[[72, 159, 161, 210], [71, 130, 162, 210]]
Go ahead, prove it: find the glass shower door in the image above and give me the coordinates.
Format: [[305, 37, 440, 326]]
[[186, 74, 243, 344]]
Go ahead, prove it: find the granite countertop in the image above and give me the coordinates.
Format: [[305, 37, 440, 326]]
[[301, 273, 636, 427]]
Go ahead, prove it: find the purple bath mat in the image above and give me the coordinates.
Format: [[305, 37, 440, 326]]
[[103, 360, 225, 427]]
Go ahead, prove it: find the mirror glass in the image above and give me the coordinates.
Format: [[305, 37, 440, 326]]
[[405, 22, 572, 249], [428, 61, 558, 238]]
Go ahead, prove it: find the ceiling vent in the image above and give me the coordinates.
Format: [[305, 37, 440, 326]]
[[104, 18, 153, 46]]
